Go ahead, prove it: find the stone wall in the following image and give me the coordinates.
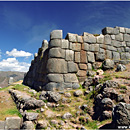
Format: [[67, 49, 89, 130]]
[[23, 26, 130, 91]]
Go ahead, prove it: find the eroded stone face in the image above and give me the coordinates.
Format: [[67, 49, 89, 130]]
[[47, 58, 68, 73]]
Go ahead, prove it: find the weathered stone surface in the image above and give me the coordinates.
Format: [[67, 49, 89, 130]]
[[101, 98, 115, 110], [46, 91, 61, 102], [116, 64, 126, 72], [95, 53, 105, 61], [82, 77, 93, 88], [62, 112, 72, 119], [72, 43, 81, 51], [115, 33, 123, 41], [111, 35, 115, 40], [21, 121, 35, 130], [102, 59, 114, 70], [69, 42, 73, 49], [72, 83, 80, 89], [36, 120, 48, 129], [96, 34, 104, 44], [124, 34, 130, 42], [126, 42, 130, 47], [49, 48, 65, 58], [75, 52, 80, 63], [104, 35, 111, 45], [77, 70, 86, 77], [119, 27, 125, 33], [64, 74, 78, 83], [80, 50, 87, 63], [49, 39, 62, 47], [25, 112, 39, 121], [79, 64, 87, 70], [50, 30, 62, 39], [102, 111, 112, 120], [5, 117, 21, 129], [112, 40, 124, 47], [112, 102, 130, 126], [68, 61, 78, 73], [65, 50, 74, 61], [47, 58, 67, 73], [82, 43, 89, 51], [47, 74, 64, 82], [112, 52, 120, 60], [121, 53, 130, 60], [87, 63, 92, 70], [102, 27, 114, 35], [106, 50, 112, 59], [100, 44, 117, 51], [125, 28, 130, 34], [62, 39, 69, 49], [66, 33, 77, 42], [89, 44, 99, 52], [87, 52, 95, 63], [0, 121, 5, 129], [73, 90, 83, 97], [83, 32, 96, 43], [102, 27, 119, 35], [77, 35, 83, 43]]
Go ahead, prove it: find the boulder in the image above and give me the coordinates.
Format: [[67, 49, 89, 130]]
[[62, 112, 72, 119], [5, 117, 21, 130], [101, 98, 115, 111], [116, 64, 126, 72], [72, 43, 81, 51], [46, 91, 61, 103], [101, 111, 112, 120], [21, 121, 35, 130], [102, 59, 114, 70], [36, 120, 48, 129], [82, 77, 93, 88], [112, 102, 130, 127], [73, 90, 83, 97], [25, 112, 39, 121], [83, 32, 96, 43], [103, 80, 119, 88]]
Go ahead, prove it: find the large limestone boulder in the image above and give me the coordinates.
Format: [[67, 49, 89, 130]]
[[102, 59, 114, 70], [21, 121, 35, 130], [112, 102, 130, 127]]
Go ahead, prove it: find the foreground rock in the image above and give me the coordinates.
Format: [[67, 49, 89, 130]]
[[116, 64, 126, 71], [9, 89, 45, 111], [39, 91, 61, 103], [102, 59, 114, 70], [112, 102, 130, 127]]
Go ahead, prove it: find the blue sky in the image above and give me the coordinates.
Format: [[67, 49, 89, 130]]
[[0, 1, 130, 72]]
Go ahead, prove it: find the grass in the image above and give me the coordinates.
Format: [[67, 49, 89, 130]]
[[120, 85, 127, 90], [12, 84, 29, 91]]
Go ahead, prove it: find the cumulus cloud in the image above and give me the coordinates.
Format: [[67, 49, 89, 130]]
[[6, 48, 33, 57], [0, 58, 30, 72]]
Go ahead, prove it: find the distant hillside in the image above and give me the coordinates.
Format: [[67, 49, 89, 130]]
[[0, 71, 25, 88]]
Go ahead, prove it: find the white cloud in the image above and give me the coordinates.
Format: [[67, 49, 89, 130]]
[[0, 58, 30, 72], [6, 48, 33, 57]]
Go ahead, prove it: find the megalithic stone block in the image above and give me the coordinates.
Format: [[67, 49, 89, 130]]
[[47, 58, 67, 73], [50, 30, 63, 40]]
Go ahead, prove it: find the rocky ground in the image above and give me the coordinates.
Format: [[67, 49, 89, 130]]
[[0, 62, 130, 129]]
